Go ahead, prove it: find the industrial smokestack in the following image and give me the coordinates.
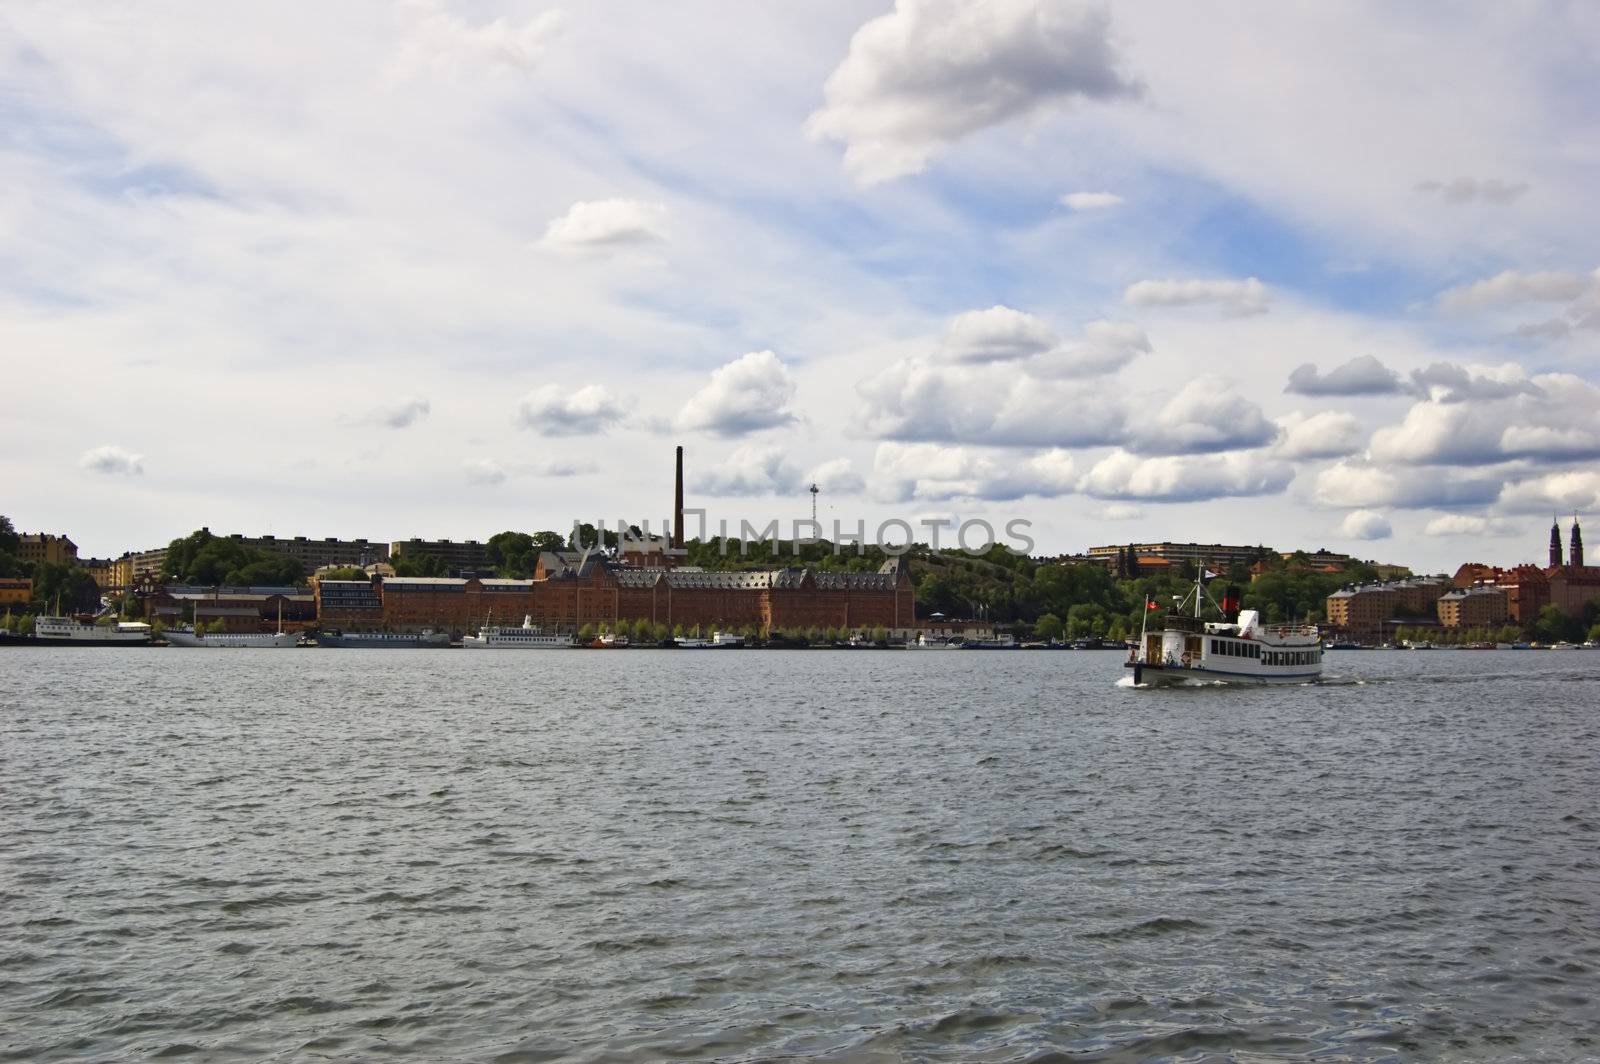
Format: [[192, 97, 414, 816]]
[[673, 445, 684, 549]]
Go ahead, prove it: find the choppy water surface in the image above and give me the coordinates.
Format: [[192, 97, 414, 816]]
[[2, 648, 1597, 1062]]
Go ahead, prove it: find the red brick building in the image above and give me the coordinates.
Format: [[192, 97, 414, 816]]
[[314, 552, 915, 636]]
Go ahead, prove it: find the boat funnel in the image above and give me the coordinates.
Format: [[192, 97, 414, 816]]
[[1222, 584, 1242, 623]]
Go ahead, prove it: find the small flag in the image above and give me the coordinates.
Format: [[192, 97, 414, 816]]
[[1146, 597, 1161, 611]]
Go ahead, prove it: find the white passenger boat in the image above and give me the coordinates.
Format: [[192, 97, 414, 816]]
[[1127, 574, 1322, 686], [462, 616, 575, 649], [165, 628, 297, 648], [30, 616, 153, 646]]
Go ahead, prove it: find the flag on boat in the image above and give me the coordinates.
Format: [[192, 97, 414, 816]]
[[1145, 597, 1161, 611], [1203, 569, 1219, 581]]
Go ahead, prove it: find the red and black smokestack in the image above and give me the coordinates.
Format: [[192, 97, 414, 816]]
[[1222, 585, 1241, 623], [673, 445, 684, 549]]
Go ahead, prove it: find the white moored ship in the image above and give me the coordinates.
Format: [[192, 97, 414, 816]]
[[166, 601, 296, 648], [462, 616, 576, 649], [30, 616, 153, 646], [165, 629, 297, 648], [1127, 574, 1323, 686]]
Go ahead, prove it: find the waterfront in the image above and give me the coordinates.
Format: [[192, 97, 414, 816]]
[[2, 650, 1597, 1062]]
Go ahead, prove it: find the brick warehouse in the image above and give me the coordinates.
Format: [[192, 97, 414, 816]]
[[313, 446, 917, 635], [313, 553, 914, 635]]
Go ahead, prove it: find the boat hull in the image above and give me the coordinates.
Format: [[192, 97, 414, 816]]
[[1127, 661, 1321, 686], [165, 631, 297, 648], [0, 632, 151, 647], [314, 632, 450, 648]]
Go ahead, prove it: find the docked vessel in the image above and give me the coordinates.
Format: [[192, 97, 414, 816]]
[[165, 628, 298, 648], [462, 617, 575, 649], [24, 616, 153, 647], [1127, 577, 1322, 686], [314, 628, 450, 648], [166, 601, 296, 648], [674, 631, 745, 648]]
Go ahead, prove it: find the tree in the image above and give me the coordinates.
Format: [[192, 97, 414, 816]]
[[578, 623, 596, 643], [0, 514, 25, 578], [31, 562, 99, 612], [1530, 605, 1583, 644], [1035, 613, 1064, 642], [163, 529, 306, 586], [392, 553, 446, 577], [318, 567, 368, 581]]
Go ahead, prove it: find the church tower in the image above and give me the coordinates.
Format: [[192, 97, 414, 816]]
[[1572, 515, 1585, 568], [1549, 516, 1564, 568]]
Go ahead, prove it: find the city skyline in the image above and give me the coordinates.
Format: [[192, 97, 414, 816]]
[[4, 3, 1599, 569]]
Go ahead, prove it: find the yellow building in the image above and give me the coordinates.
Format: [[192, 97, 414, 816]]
[[1437, 586, 1509, 628], [0, 577, 32, 606], [18, 533, 77, 567]]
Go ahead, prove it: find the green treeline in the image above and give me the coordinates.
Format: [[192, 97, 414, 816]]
[[161, 528, 305, 586]]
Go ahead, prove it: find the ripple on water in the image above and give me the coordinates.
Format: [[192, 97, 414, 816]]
[[1, 648, 1598, 1061]]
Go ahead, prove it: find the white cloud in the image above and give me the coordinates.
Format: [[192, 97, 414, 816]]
[[1438, 269, 1590, 312], [940, 305, 1057, 364], [1338, 509, 1392, 540], [1128, 377, 1278, 455], [692, 447, 862, 498], [527, 456, 599, 478], [370, 395, 431, 429], [1285, 354, 1404, 396], [462, 458, 506, 485], [395, 1, 564, 77], [857, 358, 1126, 447], [1311, 461, 1501, 510], [1413, 178, 1528, 205], [869, 442, 1078, 501], [1423, 514, 1519, 537], [1123, 276, 1269, 316], [1370, 372, 1600, 465], [936, 306, 1148, 377], [694, 444, 804, 496], [1094, 502, 1144, 520], [1275, 410, 1365, 460], [677, 350, 799, 436], [79, 445, 144, 477], [514, 384, 628, 436], [1060, 191, 1124, 210], [806, 0, 1140, 184], [1407, 361, 1537, 403], [1078, 449, 1291, 502], [1029, 320, 1150, 379], [541, 198, 667, 247], [1495, 470, 1600, 515], [803, 457, 865, 496]]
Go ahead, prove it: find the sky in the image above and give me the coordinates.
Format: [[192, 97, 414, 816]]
[[2, 1, 1598, 571]]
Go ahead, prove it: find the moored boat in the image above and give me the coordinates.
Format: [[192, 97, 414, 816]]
[[165, 628, 298, 648], [22, 616, 153, 647], [462, 616, 575, 649], [315, 628, 450, 648]]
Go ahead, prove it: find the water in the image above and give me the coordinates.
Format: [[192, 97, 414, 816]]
[[1, 648, 1597, 1062]]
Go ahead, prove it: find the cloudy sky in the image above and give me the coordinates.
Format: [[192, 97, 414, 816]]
[[3, 1, 1598, 569]]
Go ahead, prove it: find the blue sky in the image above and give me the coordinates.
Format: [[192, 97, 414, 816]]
[[2, 1, 1598, 571]]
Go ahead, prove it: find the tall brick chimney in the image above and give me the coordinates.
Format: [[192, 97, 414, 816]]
[[673, 446, 684, 549]]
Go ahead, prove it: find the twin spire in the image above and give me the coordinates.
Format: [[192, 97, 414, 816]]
[[1550, 514, 1585, 568]]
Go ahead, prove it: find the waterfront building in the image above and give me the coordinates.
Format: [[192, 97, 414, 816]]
[[1325, 576, 1453, 644], [313, 555, 914, 636], [390, 538, 491, 576], [80, 558, 117, 589], [1437, 585, 1509, 629], [18, 533, 77, 567], [0, 577, 31, 606], [1088, 541, 1273, 574], [147, 585, 316, 632], [229, 534, 389, 570]]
